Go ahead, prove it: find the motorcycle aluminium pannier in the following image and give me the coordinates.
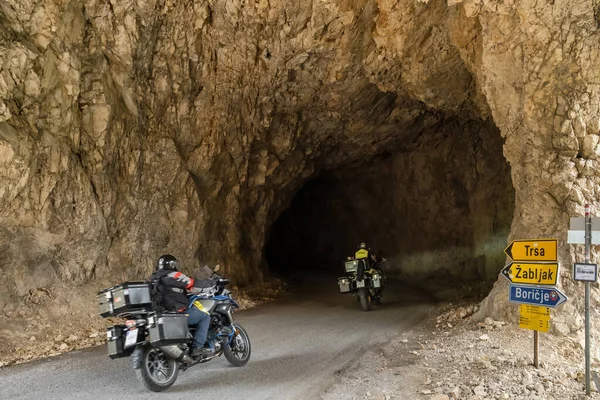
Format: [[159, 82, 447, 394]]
[[97, 281, 152, 317], [338, 277, 353, 293], [106, 325, 129, 359], [371, 274, 382, 288], [148, 312, 190, 346]]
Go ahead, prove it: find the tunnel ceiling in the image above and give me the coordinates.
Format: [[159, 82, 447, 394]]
[[1, 0, 599, 337]]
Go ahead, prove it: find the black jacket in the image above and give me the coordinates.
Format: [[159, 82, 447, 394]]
[[149, 269, 216, 312]]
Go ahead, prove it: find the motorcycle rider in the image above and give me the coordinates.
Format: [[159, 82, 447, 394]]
[[149, 254, 218, 357], [355, 242, 384, 274]]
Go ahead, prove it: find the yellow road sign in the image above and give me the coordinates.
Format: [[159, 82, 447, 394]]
[[501, 262, 559, 285], [520, 304, 550, 316], [519, 305, 550, 332], [504, 239, 557, 262]]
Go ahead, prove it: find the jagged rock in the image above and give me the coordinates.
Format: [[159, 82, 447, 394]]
[[466, 395, 483, 400], [65, 335, 79, 344], [448, 387, 461, 399], [472, 386, 487, 397]]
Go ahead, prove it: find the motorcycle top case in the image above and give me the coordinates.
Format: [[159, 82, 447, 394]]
[[344, 260, 358, 273], [97, 285, 118, 317], [148, 312, 190, 346], [97, 281, 152, 317]]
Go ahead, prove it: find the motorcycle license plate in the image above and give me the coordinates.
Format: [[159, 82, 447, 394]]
[[124, 328, 138, 348], [356, 280, 365, 288]]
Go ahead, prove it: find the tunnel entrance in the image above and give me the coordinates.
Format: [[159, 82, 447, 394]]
[[265, 118, 515, 299]]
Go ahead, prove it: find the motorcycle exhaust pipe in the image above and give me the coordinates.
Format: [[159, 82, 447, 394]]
[[158, 345, 194, 364]]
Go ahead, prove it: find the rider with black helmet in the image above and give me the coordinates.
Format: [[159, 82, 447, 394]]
[[149, 254, 218, 357]]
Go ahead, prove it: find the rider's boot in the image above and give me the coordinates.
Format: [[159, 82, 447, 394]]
[[191, 347, 214, 357]]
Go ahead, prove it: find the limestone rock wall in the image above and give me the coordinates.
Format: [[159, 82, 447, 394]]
[[0, 0, 599, 344]]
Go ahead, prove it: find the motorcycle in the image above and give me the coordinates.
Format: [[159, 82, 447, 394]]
[[337, 257, 386, 311], [97, 265, 251, 392]]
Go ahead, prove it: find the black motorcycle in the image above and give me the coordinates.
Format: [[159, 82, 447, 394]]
[[98, 265, 251, 392], [337, 258, 386, 311]]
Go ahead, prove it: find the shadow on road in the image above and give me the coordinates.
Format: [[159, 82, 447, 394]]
[[169, 351, 326, 393]]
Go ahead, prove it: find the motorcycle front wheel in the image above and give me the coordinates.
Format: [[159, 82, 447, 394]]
[[134, 345, 179, 392], [358, 288, 372, 311], [224, 323, 251, 367]]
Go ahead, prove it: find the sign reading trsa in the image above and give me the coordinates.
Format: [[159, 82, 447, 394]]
[[504, 239, 557, 262]]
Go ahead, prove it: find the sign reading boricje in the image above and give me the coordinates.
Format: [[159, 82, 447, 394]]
[[509, 284, 568, 308], [501, 262, 559, 285], [504, 239, 558, 262]]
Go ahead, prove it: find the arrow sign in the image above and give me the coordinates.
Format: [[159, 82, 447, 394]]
[[504, 239, 557, 262], [509, 284, 568, 308], [501, 262, 559, 285]]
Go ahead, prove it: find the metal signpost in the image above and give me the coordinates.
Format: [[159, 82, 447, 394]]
[[502, 238, 563, 368], [568, 205, 599, 396]]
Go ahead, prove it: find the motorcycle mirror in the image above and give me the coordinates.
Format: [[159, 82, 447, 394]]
[[214, 264, 221, 273]]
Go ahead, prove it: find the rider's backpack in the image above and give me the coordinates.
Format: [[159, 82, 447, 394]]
[[149, 278, 165, 312]]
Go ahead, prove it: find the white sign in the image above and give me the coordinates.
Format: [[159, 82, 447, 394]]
[[567, 230, 600, 245], [570, 217, 600, 230], [573, 263, 598, 282]]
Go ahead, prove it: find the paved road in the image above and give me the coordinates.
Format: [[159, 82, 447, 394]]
[[0, 276, 433, 400]]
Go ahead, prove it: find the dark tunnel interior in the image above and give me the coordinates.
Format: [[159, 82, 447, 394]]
[[264, 119, 516, 298]]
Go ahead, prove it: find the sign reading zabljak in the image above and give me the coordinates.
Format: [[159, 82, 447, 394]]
[[501, 262, 559, 285]]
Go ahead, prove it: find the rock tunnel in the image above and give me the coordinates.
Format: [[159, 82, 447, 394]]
[[265, 117, 515, 298], [1, 0, 599, 356]]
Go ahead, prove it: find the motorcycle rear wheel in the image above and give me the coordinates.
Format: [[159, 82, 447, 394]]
[[224, 323, 251, 367], [358, 288, 372, 311], [134, 345, 179, 392]]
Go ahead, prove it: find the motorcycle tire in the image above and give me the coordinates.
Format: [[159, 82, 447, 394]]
[[224, 323, 251, 367], [358, 288, 372, 311], [373, 297, 381, 305], [133, 345, 179, 392]]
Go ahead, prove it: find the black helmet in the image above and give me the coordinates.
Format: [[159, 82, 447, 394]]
[[359, 242, 367, 249], [157, 254, 178, 270]]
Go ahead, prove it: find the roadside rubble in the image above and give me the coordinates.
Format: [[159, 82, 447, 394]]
[[321, 303, 600, 400]]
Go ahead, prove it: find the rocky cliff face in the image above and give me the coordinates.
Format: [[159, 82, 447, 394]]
[[1, 0, 599, 346]]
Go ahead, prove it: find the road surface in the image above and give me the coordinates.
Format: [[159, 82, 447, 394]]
[[0, 276, 433, 400]]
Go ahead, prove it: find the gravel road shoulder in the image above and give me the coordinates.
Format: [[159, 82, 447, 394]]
[[320, 302, 600, 400]]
